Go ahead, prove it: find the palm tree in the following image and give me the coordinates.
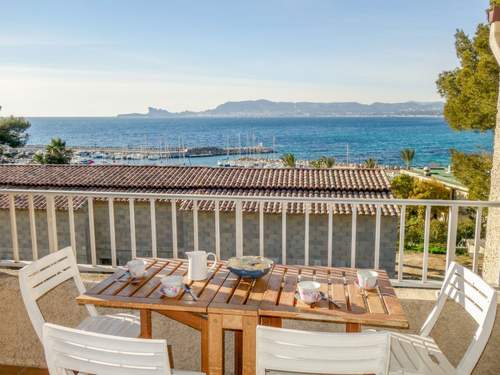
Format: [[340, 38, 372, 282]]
[[33, 137, 73, 164], [400, 148, 415, 169], [280, 153, 296, 168], [364, 158, 378, 168], [310, 156, 335, 169], [319, 156, 335, 168]]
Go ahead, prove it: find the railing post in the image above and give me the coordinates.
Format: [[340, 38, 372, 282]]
[[235, 200, 243, 257], [129, 198, 137, 259], [422, 205, 431, 283], [259, 201, 264, 257], [171, 199, 178, 258], [67, 196, 76, 256], [398, 205, 406, 282], [108, 198, 117, 267], [8, 194, 19, 262], [473, 207, 483, 273], [150, 198, 157, 258], [28, 194, 38, 261], [46, 195, 58, 253], [350, 204, 357, 268], [304, 202, 310, 266], [282, 201, 287, 265], [446, 204, 459, 270], [327, 204, 333, 267], [215, 200, 221, 258], [374, 205, 381, 269], [87, 197, 97, 266]]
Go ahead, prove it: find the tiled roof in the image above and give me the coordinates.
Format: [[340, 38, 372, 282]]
[[0, 165, 397, 215]]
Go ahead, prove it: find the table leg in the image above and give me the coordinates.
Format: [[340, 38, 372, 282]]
[[242, 316, 258, 375], [140, 309, 152, 338], [260, 317, 282, 327], [346, 323, 361, 332], [201, 316, 209, 374], [208, 314, 224, 375], [234, 331, 242, 375]]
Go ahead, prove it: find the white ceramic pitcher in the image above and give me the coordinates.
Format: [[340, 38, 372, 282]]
[[186, 250, 217, 281]]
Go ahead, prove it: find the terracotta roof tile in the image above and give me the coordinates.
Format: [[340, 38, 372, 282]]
[[0, 165, 396, 215]]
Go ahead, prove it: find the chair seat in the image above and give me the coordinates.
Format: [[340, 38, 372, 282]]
[[389, 332, 456, 375], [77, 313, 140, 338]]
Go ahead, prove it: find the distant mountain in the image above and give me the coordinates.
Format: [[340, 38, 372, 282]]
[[117, 100, 444, 118]]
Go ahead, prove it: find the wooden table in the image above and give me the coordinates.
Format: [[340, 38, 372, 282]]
[[77, 259, 408, 375]]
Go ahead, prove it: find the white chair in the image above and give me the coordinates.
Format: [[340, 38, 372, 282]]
[[387, 262, 497, 375], [43, 322, 203, 375], [19, 247, 140, 341], [256, 325, 391, 375]]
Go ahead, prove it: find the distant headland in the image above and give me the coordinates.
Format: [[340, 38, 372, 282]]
[[117, 99, 444, 118]]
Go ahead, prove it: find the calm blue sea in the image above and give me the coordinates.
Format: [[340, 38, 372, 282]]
[[25, 116, 493, 167]]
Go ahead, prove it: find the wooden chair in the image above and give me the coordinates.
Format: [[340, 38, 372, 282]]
[[387, 262, 497, 375], [256, 325, 391, 375], [19, 247, 140, 341], [43, 322, 203, 375]]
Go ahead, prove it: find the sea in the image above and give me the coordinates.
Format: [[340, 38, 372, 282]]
[[25, 116, 493, 167]]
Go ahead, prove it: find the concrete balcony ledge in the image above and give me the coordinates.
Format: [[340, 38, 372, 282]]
[[1, 268, 499, 374]]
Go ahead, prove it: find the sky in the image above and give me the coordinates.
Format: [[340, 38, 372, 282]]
[[0, 0, 491, 116]]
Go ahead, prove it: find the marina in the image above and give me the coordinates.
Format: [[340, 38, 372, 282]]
[[10, 144, 275, 165]]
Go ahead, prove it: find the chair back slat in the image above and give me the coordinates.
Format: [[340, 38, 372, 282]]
[[19, 247, 97, 341], [420, 262, 497, 375], [43, 323, 170, 375], [256, 326, 390, 375]]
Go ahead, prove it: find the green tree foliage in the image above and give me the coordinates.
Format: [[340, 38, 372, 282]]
[[280, 153, 296, 168], [0, 116, 31, 151], [390, 174, 415, 199], [364, 158, 378, 168], [392, 174, 457, 253], [436, 12, 498, 202], [310, 156, 335, 168], [400, 148, 415, 169], [450, 149, 492, 200], [436, 25, 498, 131], [33, 138, 73, 164]]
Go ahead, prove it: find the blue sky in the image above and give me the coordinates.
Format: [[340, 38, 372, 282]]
[[0, 0, 490, 116]]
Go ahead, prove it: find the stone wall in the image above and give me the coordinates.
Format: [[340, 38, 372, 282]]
[[0, 201, 398, 273]]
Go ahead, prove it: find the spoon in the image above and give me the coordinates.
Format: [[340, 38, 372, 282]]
[[183, 284, 198, 301], [319, 291, 341, 308]]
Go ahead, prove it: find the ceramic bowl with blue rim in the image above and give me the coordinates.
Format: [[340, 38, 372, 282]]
[[227, 256, 274, 279]]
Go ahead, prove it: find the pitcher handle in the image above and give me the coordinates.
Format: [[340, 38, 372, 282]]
[[207, 252, 218, 272]]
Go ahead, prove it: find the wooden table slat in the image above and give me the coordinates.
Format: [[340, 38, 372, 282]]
[[117, 260, 169, 297], [211, 268, 240, 304], [260, 266, 285, 305], [278, 267, 298, 307], [133, 260, 183, 298], [149, 261, 189, 300], [246, 271, 272, 306]]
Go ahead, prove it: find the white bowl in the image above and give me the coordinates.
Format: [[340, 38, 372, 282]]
[[161, 275, 183, 298], [297, 280, 321, 304], [126, 259, 146, 279], [357, 269, 378, 289]]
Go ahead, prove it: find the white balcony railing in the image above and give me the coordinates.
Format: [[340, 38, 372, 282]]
[[1, 188, 500, 287]]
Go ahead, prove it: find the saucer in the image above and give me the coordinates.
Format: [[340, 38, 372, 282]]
[[355, 280, 378, 291], [159, 286, 180, 298], [294, 291, 320, 305]]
